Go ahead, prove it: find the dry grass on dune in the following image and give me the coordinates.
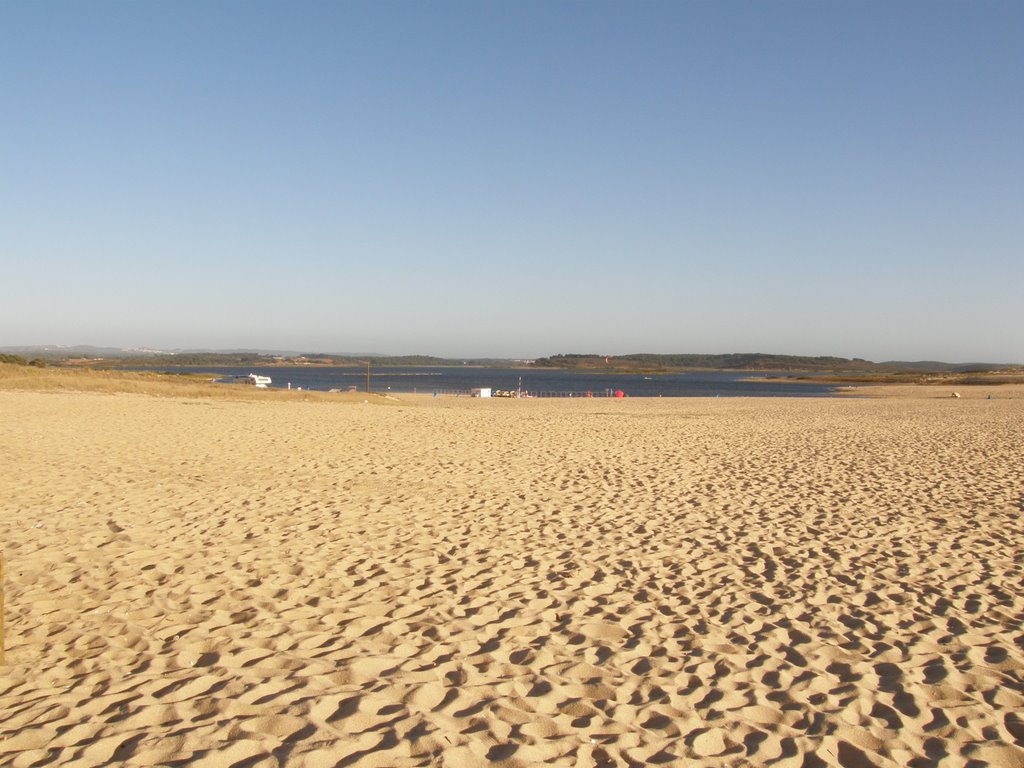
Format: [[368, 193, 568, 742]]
[[0, 364, 399, 404]]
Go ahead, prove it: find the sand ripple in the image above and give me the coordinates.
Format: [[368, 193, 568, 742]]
[[2, 392, 1022, 766]]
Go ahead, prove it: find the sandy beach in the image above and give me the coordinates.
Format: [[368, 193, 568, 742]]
[[1, 387, 1022, 767]]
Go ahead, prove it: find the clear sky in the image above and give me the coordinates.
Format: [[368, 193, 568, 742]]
[[2, 1, 1021, 362]]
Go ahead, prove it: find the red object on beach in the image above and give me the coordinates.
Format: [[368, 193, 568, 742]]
[[614, 390, 624, 398]]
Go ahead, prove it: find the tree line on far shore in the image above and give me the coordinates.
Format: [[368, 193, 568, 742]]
[[531, 353, 1018, 374], [4, 350, 1019, 374]]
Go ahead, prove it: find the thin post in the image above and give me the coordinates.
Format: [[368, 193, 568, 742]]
[[365, 361, 371, 393], [1, 555, 5, 665]]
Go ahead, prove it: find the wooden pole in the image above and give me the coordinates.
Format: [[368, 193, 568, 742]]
[[365, 361, 371, 394]]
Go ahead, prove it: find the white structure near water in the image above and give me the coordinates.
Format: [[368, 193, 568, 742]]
[[471, 388, 491, 398]]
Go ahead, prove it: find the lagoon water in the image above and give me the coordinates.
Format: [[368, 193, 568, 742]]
[[142, 366, 838, 397]]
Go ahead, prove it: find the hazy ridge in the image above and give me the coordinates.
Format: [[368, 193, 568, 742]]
[[2, 345, 1019, 373]]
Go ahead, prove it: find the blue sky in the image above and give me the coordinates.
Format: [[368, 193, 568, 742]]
[[2, 1, 1021, 362]]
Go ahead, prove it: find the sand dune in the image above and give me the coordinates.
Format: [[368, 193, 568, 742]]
[[1, 390, 1022, 767]]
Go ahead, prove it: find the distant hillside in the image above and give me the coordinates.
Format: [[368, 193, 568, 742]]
[[5, 346, 1018, 373], [531, 353, 1020, 373], [875, 360, 1021, 373], [0, 347, 519, 368], [108, 353, 515, 367]]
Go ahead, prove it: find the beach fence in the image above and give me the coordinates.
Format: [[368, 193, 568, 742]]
[[528, 389, 620, 398], [427, 388, 621, 399], [427, 388, 475, 398]]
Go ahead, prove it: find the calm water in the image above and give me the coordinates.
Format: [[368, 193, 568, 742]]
[[137, 366, 838, 398]]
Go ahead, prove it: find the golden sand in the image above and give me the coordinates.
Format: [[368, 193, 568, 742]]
[[1, 388, 1022, 767]]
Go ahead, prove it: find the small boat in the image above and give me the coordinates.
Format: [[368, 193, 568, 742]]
[[221, 373, 272, 388]]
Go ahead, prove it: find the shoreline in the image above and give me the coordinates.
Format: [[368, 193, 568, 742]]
[[7, 362, 1024, 402]]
